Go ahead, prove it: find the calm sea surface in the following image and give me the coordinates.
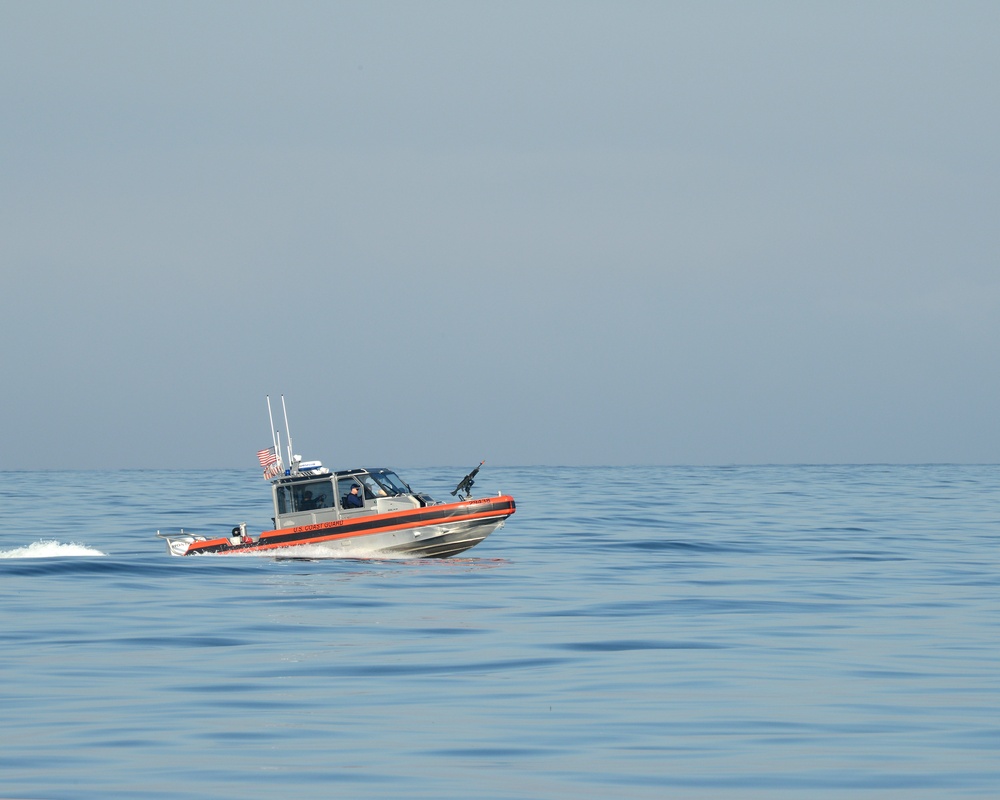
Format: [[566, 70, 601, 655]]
[[1, 465, 999, 799]]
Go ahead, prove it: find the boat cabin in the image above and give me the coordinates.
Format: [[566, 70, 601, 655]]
[[270, 467, 431, 529]]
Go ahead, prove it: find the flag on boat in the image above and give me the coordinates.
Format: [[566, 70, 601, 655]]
[[263, 462, 282, 480], [257, 447, 277, 468]]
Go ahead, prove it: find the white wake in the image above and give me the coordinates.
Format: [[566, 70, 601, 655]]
[[0, 540, 107, 558]]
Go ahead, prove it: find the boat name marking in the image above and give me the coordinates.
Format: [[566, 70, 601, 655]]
[[293, 520, 346, 534]]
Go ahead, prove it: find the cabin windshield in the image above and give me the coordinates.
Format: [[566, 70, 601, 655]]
[[370, 469, 410, 496]]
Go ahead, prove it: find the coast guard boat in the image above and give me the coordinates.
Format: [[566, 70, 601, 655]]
[[156, 397, 515, 558]]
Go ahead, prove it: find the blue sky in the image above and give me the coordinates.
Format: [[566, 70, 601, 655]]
[[2, 1, 998, 468]]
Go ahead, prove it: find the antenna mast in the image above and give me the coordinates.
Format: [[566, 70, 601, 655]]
[[281, 395, 294, 468], [266, 395, 279, 463]]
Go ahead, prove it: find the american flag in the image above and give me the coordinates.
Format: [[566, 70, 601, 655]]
[[257, 447, 277, 468], [263, 462, 282, 480]]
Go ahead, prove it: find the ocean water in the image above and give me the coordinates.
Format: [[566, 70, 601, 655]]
[[1, 464, 999, 799]]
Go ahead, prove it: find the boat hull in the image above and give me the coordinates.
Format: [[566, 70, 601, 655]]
[[166, 495, 516, 558]]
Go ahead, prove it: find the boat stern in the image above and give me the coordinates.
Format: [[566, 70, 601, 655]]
[[156, 530, 202, 557]]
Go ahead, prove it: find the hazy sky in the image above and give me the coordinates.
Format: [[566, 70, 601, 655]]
[[2, 1, 998, 469]]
